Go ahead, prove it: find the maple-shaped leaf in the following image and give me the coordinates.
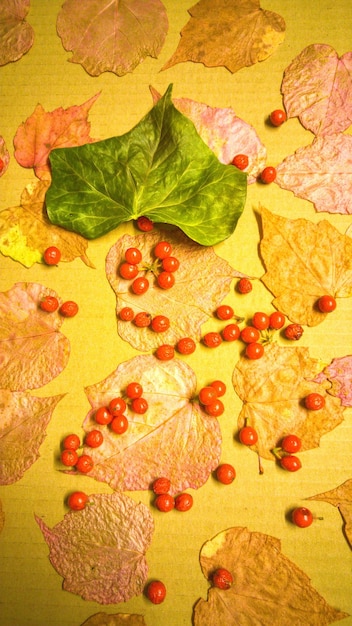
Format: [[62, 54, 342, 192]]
[[106, 229, 242, 351], [0, 282, 70, 391], [307, 479, 352, 550], [275, 135, 352, 215], [162, 0, 285, 73], [80, 615, 147, 626], [81, 355, 222, 494], [0, 180, 93, 268], [0, 136, 10, 176], [150, 86, 267, 183], [35, 492, 154, 604], [315, 355, 352, 407], [56, 0, 168, 77], [14, 94, 99, 180], [193, 526, 349, 624], [232, 343, 345, 461], [260, 207, 352, 325], [0, 0, 34, 66], [282, 44, 352, 136], [0, 390, 64, 485]]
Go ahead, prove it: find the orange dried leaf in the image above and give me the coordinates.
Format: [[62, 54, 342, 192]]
[[260, 207, 352, 325], [162, 0, 285, 73], [194, 527, 349, 624], [0, 0, 34, 66], [80, 615, 147, 626], [307, 479, 352, 550]]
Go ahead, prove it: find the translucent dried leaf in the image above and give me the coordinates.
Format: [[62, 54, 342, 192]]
[[260, 207, 352, 325], [0, 180, 93, 268], [232, 343, 345, 460], [106, 229, 242, 351], [35, 492, 154, 604], [82, 355, 222, 494], [282, 44, 352, 136], [315, 355, 352, 407], [194, 527, 349, 624], [14, 94, 99, 180], [56, 0, 168, 77], [0, 282, 70, 391], [162, 0, 285, 73], [0, 390, 64, 485], [307, 479, 352, 550], [0, 0, 34, 66], [276, 135, 352, 215], [80, 615, 147, 626], [0, 136, 10, 177]]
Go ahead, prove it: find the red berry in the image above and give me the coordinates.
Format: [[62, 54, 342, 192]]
[[119, 262, 139, 280], [126, 382, 143, 399], [237, 277, 252, 294], [280, 455, 302, 472], [0, 158, 4, 172], [281, 434, 302, 453], [152, 477, 171, 495], [199, 386, 218, 406], [124, 247, 142, 264], [204, 399, 224, 417], [215, 304, 234, 320], [231, 154, 248, 170], [203, 332, 222, 348], [59, 301, 79, 317], [215, 463, 236, 484], [155, 493, 175, 512], [84, 429, 104, 448], [157, 271, 175, 289], [318, 295, 336, 313], [136, 216, 153, 231], [175, 493, 193, 512], [43, 246, 61, 265], [239, 425, 258, 445], [40, 295, 59, 312], [67, 491, 89, 511], [284, 324, 303, 340], [240, 326, 260, 344], [61, 449, 79, 466], [162, 256, 180, 272], [146, 580, 166, 604], [134, 312, 152, 327], [212, 568, 233, 590], [95, 406, 113, 425], [76, 454, 94, 473], [291, 507, 313, 528], [155, 344, 175, 360], [222, 323, 240, 342], [154, 241, 172, 259], [304, 393, 325, 410], [119, 306, 134, 321], [62, 433, 80, 450], [131, 397, 148, 414], [151, 315, 170, 333], [110, 415, 128, 434], [260, 166, 276, 183], [131, 276, 149, 295], [245, 342, 264, 359], [109, 396, 127, 416], [176, 337, 196, 355], [269, 311, 285, 329], [269, 109, 287, 126], [252, 311, 270, 330], [210, 380, 226, 397]]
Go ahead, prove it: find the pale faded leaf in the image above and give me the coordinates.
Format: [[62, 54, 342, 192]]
[[80, 614, 147, 626], [260, 207, 352, 325], [0, 390, 64, 485], [81, 355, 222, 494], [57, 0, 168, 77], [35, 492, 154, 604], [0, 0, 34, 66], [307, 479, 352, 550], [0, 136, 10, 177], [162, 0, 285, 73], [315, 355, 352, 407]]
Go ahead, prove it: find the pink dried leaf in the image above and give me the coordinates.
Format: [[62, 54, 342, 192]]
[[0, 0, 34, 66], [0, 282, 70, 391], [106, 229, 245, 352], [276, 134, 352, 215], [14, 93, 100, 180], [0, 136, 10, 176], [307, 479, 352, 550], [282, 44, 352, 136], [56, 0, 168, 77], [81, 355, 222, 494], [35, 492, 154, 604], [0, 390, 64, 485], [80, 615, 147, 626], [150, 86, 266, 183], [194, 526, 349, 624], [315, 355, 352, 407]]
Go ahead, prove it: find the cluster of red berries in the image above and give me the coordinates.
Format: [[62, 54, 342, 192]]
[[39, 294, 79, 317], [119, 241, 180, 295], [198, 380, 227, 417], [152, 477, 193, 513], [60, 433, 94, 474], [120, 308, 170, 332], [95, 381, 149, 435]]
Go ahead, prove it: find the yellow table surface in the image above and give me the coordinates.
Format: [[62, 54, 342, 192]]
[[1, 1, 352, 625]]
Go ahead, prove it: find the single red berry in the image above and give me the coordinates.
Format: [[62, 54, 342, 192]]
[[222, 323, 240, 342], [134, 312, 152, 327], [212, 568, 233, 590], [245, 342, 264, 359], [317, 295, 336, 313], [231, 154, 249, 170], [131, 397, 148, 414], [39, 295, 59, 312], [84, 429, 104, 448], [0, 158, 4, 172], [291, 507, 313, 528], [151, 315, 170, 333], [119, 262, 139, 280], [284, 324, 303, 340], [215, 304, 234, 320], [157, 271, 175, 290], [239, 425, 258, 446], [146, 580, 166, 604], [175, 493, 193, 512], [252, 311, 270, 330], [176, 337, 196, 355], [205, 399, 224, 417], [61, 449, 79, 466], [215, 463, 236, 484], [95, 406, 113, 425], [203, 332, 222, 348], [124, 247, 142, 264], [162, 256, 180, 272], [237, 277, 252, 294], [67, 491, 89, 511], [109, 396, 127, 416], [59, 301, 79, 317], [269, 109, 287, 126], [131, 276, 149, 295], [154, 241, 172, 259], [281, 434, 302, 453], [269, 311, 285, 329], [155, 344, 175, 360], [126, 382, 143, 399], [304, 393, 325, 411], [152, 477, 171, 495], [210, 380, 226, 397], [136, 216, 153, 231], [280, 455, 302, 472], [260, 166, 277, 183], [199, 386, 218, 406], [76, 454, 94, 473], [155, 493, 175, 512], [111, 414, 129, 434], [62, 433, 80, 450], [240, 326, 260, 344], [119, 306, 135, 321], [43, 246, 61, 265]]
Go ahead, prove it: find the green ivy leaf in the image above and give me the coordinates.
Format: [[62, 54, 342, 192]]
[[46, 85, 247, 246]]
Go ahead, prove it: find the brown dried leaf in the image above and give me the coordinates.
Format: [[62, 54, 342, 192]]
[[0, 390, 64, 485], [0, 180, 93, 267], [307, 480, 352, 550], [0, 0, 34, 66], [35, 492, 154, 604], [162, 0, 285, 73], [80, 614, 147, 626], [260, 207, 352, 325], [194, 526, 349, 624], [232, 343, 345, 461]]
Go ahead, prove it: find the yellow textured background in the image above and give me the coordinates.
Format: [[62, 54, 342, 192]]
[[0, 1, 352, 625]]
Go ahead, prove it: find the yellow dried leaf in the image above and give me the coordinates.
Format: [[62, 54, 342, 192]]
[[307, 479, 352, 550]]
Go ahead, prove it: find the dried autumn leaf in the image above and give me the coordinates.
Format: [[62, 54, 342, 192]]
[[150, 86, 266, 183], [0, 282, 70, 391], [14, 94, 99, 180], [282, 44, 352, 136], [56, 0, 168, 77], [81, 355, 222, 494], [0, 136, 10, 176], [0, 180, 93, 267], [35, 492, 154, 604], [315, 356, 352, 407], [307, 479, 352, 550], [0, 390, 64, 485], [0, 0, 34, 66], [275, 135, 352, 215], [260, 207, 352, 325], [80, 615, 147, 626], [194, 526, 349, 624], [162, 0, 285, 73], [232, 343, 345, 461], [106, 229, 243, 351]]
